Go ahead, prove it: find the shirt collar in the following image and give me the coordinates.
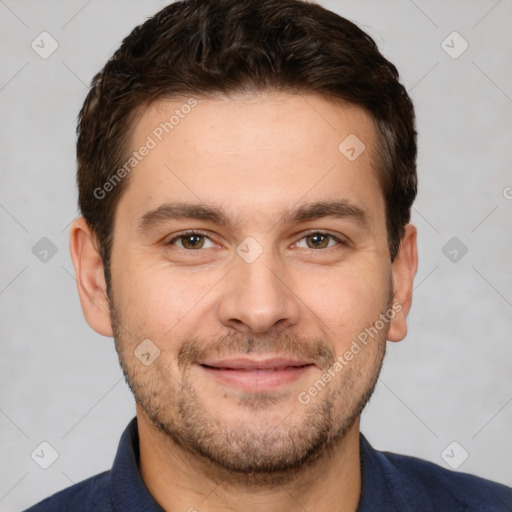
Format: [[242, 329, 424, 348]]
[[357, 433, 434, 512], [110, 417, 164, 512], [109, 417, 420, 512]]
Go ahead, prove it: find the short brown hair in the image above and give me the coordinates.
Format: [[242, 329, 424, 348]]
[[77, 0, 417, 294]]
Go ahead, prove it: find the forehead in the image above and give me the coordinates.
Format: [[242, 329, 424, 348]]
[[117, 92, 384, 229]]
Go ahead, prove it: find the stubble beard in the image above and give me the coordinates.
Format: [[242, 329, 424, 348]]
[[110, 298, 388, 487]]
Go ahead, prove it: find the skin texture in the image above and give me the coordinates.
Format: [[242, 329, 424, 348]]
[[70, 92, 418, 512]]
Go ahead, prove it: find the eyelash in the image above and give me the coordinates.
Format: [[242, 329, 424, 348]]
[[166, 230, 348, 251]]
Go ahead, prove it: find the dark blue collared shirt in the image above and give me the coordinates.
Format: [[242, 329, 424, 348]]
[[24, 417, 512, 511]]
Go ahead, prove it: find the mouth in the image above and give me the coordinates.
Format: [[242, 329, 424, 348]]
[[197, 357, 316, 391]]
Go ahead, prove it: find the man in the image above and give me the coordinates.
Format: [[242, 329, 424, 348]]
[[25, 0, 512, 510]]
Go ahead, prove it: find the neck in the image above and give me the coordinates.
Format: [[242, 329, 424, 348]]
[[137, 406, 362, 512]]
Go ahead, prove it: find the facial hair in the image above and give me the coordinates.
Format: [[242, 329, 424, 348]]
[[109, 290, 390, 488]]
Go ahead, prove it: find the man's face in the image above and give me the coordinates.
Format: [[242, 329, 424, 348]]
[[108, 92, 397, 476]]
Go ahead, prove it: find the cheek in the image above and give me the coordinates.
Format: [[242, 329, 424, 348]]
[[111, 257, 222, 339], [296, 265, 390, 339]]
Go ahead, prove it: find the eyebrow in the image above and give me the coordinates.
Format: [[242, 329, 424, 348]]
[[281, 200, 371, 230], [137, 203, 233, 231], [136, 199, 371, 232]]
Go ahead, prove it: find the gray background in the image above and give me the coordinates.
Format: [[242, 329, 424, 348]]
[[1, 0, 511, 510]]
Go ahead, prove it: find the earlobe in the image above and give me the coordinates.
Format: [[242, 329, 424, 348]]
[[387, 224, 418, 342], [69, 217, 114, 337]]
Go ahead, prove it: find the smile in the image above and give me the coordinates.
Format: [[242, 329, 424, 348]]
[[198, 358, 315, 391]]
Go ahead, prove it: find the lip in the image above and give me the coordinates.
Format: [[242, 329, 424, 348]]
[[197, 357, 316, 391]]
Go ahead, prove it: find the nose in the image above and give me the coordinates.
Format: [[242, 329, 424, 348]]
[[217, 249, 301, 334]]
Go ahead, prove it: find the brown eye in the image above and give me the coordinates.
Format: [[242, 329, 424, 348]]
[[294, 232, 345, 250], [181, 234, 205, 249], [306, 233, 330, 248], [169, 233, 215, 250]]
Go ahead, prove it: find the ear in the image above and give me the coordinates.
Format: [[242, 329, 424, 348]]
[[387, 223, 418, 342], [69, 217, 113, 337]]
